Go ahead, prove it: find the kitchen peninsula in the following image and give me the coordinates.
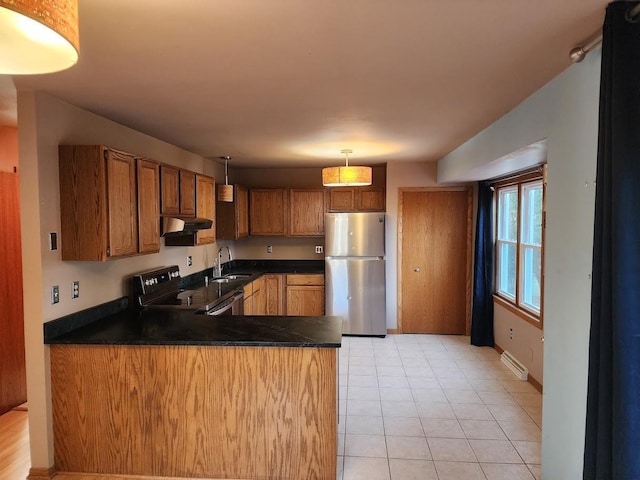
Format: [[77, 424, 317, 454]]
[[45, 305, 341, 480]]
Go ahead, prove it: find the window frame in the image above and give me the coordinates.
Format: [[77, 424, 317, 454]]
[[493, 169, 545, 329]]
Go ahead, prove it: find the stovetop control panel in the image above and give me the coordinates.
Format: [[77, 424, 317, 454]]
[[133, 265, 181, 299]]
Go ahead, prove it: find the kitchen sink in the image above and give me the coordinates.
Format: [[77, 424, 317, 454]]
[[224, 273, 252, 280], [211, 278, 231, 283]]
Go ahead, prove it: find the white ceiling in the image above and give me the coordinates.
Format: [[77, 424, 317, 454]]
[[1, 0, 607, 168]]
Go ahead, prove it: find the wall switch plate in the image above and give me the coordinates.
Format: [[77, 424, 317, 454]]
[[49, 232, 58, 251], [315, 245, 323, 254], [51, 285, 60, 304], [187, 255, 192, 267], [72, 281, 79, 299], [267, 245, 272, 254]]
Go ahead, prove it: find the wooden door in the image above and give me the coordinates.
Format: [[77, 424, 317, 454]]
[[327, 188, 355, 212], [264, 274, 284, 315], [160, 165, 179, 215], [250, 189, 287, 236], [357, 187, 385, 211], [180, 170, 196, 216], [195, 174, 215, 245], [0, 172, 26, 414], [289, 189, 326, 236], [399, 188, 471, 334], [137, 159, 160, 254], [106, 149, 138, 257]]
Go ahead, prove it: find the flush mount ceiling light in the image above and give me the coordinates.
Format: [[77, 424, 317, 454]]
[[322, 149, 372, 187], [0, 0, 79, 74], [217, 156, 234, 202]]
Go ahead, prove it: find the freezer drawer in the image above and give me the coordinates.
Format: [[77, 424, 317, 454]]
[[325, 258, 386, 336]]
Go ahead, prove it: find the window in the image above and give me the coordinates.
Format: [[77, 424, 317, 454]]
[[495, 172, 544, 322]]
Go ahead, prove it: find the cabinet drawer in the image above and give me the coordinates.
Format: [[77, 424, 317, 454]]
[[286, 274, 324, 286]]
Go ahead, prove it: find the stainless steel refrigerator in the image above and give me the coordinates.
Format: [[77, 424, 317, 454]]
[[325, 212, 386, 336]]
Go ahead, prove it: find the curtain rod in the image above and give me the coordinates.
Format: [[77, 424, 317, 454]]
[[569, 2, 640, 63]]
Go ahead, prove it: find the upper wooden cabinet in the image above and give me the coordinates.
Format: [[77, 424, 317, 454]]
[[289, 189, 326, 236], [195, 174, 215, 245], [59, 145, 160, 261], [160, 165, 196, 217], [136, 159, 161, 254], [216, 184, 249, 240], [250, 188, 288, 236], [326, 165, 386, 212]]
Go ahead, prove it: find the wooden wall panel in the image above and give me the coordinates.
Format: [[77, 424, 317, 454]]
[[50, 345, 337, 479], [0, 172, 26, 414]]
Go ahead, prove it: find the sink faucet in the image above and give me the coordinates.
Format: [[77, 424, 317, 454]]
[[217, 245, 232, 276]]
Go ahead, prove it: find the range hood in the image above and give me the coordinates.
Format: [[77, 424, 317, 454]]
[[161, 217, 213, 236]]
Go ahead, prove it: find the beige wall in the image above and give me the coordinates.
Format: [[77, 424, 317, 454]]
[[0, 126, 18, 172], [438, 51, 600, 478], [18, 92, 225, 468]]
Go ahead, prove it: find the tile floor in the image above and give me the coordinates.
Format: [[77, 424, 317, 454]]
[[337, 334, 542, 480]]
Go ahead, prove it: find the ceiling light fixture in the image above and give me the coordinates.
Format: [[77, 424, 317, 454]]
[[0, 0, 80, 74], [322, 149, 372, 187], [218, 156, 234, 202]]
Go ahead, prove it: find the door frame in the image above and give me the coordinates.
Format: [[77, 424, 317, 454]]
[[397, 186, 473, 335]]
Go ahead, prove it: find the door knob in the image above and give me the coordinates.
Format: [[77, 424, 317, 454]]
[[414, 267, 420, 272]]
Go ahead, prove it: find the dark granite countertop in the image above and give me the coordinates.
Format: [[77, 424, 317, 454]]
[[46, 309, 342, 347], [44, 259, 340, 348]]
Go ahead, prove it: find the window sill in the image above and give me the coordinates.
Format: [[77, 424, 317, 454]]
[[493, 295, 543, 330]]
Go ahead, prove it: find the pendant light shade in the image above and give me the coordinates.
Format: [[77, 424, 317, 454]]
[[322, 149, 372, 187], [217, 156, 234, 202], [0, 0, 79, 74]]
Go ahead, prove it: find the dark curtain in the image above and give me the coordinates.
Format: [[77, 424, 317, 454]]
[[584, 2, 640, 479], [470, 182, 494, 347]]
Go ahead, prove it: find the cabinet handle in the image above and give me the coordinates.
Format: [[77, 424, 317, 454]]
[[414, 267, 420, 272]]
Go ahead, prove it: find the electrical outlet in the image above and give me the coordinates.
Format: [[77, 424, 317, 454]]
[[187, 255, 192, 267], [51, 285, 60, 304], [49, 232, 58, 251], [72, 281, 79, 299], [509, 328, 514, 340], [267, 245, 272, 254], [315, 245, 323, 254]]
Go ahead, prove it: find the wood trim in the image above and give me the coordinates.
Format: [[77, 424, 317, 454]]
[[494, 343, 543, 393], [386, 329, 398, 334], [27, 466, 56, 480], [493, 295, 542, 330], [397, 186, 473, 335]]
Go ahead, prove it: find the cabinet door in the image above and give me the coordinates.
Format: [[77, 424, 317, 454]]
[[137, 159, 160, 254], [236, 185, 249, 238], [250, 189, 288, 236], [160, 165, 179, 215], [106, 149, 138, 258], [216, 184, 249, 240], [264, 274, 284, 315], [286, 285, 325, 316], [180, 170, 196, 216], [327, 188, 355, 212], [289, 189, 326, 236], [195, 174, 215, 245], [356, 187, 385, 211], [252, 277, 266, 315]]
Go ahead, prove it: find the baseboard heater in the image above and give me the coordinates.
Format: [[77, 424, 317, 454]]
[[501, 350, 529, 381]]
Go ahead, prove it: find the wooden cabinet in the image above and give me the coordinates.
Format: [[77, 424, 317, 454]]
[[136, 159, 161, 254], [195, 174, 215, 245], [250, 188, 288, 236], [286, 274, 325, 316], [327, 165, 386, 212], [243, 276, 266, 315], [59, 145, 159, 261], [289, 189, 326, 236], [160, 166, 196, 217], [264, 274, 285, 315], [216, 184, 249, 240]]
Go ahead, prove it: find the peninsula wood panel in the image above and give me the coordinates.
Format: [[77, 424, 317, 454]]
[[399, 188, 471, 334], [0, 173, 26, 415], [50, 345, 337, 479]]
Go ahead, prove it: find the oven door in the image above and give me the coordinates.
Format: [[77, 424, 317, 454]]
[[205, 291, 244, 316]]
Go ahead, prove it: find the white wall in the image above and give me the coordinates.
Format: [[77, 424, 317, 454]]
[[18, 92, 224, 468], [438, 52, 601, 479]]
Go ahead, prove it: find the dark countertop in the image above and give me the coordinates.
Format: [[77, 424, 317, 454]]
[[46, 309, 342, 348], [44, 259, 340, 348]]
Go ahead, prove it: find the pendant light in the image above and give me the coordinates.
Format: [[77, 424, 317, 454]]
[[0, 0, 79, 74], [217, 156, 234, 202], [322, 149, 372, 187]]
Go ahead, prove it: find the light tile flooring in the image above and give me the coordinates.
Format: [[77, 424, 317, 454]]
[[337, 335, 542, 480]]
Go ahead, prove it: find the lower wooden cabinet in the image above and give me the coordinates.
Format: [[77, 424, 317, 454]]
[[264, 274, 285, 315], [285, 274, 325, 316], [243, 276, 266, 315]]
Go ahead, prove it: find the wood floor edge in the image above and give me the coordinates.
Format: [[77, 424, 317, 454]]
[[27, 466, 56, 480], [53, 473, 244, 480]]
